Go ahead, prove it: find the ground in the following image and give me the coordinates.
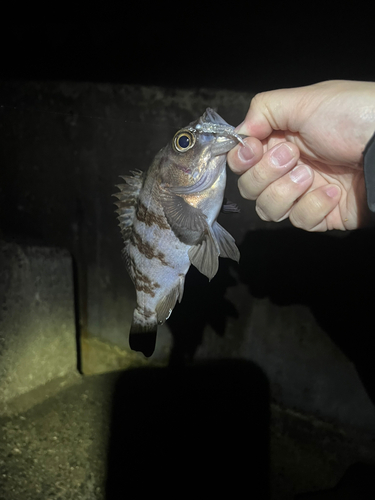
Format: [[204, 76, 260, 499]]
[[1, 366, 374, 500]]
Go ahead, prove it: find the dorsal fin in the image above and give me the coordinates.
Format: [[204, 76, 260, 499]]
[[113, 169, 144, 244]]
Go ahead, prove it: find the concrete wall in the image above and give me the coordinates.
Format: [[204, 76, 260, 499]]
[[0, 242, 77, 414], [1, 80, 375, 433]]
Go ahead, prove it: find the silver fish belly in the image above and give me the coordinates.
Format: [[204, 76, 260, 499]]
[[114, 108, 243, 357]]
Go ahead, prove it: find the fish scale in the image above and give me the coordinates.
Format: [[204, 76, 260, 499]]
[[129, 162, 191, 334], [114, 108, 244, 357]]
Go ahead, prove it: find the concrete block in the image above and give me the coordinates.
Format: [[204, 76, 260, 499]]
[[0, 241, 77, 414]]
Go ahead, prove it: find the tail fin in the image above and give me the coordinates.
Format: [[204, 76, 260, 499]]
[[129, 321, 157, 358]]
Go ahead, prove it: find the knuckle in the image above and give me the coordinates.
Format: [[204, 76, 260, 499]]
[[251, 92, 267, 109], [238, 177, 256, 200], [307, 192, 325, 212], [289, 210, 308, 229], [251, 91, 278, 127], [251, 165, 268, 186], [263, 182, 285, 206], [289, 192, 325, 230], [257, 183, 290, 222], [257, 198, 278, 223]]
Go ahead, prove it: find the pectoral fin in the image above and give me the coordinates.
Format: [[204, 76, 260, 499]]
[[212, 222, 240, 263], [160, 190, 207, 245], [188, 228, 220, 281]]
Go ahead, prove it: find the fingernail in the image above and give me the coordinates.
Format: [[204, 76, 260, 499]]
[[324, 185, 340, 198], [238, 143, 255, 162], [270, 144, 295, 167], [290, 165, 312, 184]]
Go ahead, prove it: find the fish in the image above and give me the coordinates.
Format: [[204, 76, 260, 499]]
[[113, 108, 244, 357]]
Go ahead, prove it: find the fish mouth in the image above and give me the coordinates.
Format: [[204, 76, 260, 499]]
[[211, 136, 240, 156], [195, 107, 246, 155]]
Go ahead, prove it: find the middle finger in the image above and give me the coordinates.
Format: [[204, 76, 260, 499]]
[[256, 163, 314, 222]]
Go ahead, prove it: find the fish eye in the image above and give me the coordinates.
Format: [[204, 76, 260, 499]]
[[173, 130, 196, 153], [178, 135, 190, 149]]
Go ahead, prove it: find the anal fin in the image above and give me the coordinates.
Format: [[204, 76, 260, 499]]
[[155, 286, 180, 324], [188, 228, 220, 281], [212, 222, 240, 263]]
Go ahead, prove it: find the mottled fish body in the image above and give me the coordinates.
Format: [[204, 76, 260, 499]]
[[114, 108, 243, 357]]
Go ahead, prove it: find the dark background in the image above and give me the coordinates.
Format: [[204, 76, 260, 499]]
[[1, 17, 374, 91]]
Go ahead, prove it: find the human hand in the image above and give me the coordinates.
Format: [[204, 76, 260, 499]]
[[227, 80, 375, 231]]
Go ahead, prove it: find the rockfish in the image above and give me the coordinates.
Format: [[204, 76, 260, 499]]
[[114, 108, 244, 357]]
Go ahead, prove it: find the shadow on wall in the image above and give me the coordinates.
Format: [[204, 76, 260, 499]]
[[163, 226, 375, 412], [296, 462, 375, 498], [166, 259, 239, 365], [238, 227, 375, 407], [105, 360, 270, 499]]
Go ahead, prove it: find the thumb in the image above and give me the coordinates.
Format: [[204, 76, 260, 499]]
[[237, 86, 311, 140]]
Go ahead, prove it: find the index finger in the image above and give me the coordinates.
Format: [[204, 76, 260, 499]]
[[236, 86, 312, 139]]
